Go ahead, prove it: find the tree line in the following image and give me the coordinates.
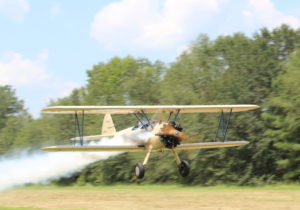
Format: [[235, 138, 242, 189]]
[[0, 24, 299, 185]]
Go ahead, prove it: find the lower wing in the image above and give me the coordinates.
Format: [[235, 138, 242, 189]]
[[41, 141, 248, 152], [41, 145, 145, 152], [174, 141, 249, 150]]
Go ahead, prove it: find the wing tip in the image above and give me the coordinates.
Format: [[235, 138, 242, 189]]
[[41, 146, 54, 152]]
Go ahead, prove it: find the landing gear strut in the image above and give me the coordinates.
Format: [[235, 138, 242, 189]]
[[171, 149, 190, 177], [134, 146, 152, 179]]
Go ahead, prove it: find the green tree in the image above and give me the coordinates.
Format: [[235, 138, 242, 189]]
[[0, 85, 26, 129], [0, 85, 30, 154], [264, 49, 300, 181], [159, 25, 300, 185]]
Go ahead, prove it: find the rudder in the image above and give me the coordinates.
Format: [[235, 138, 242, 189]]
[[102, 114, 116, 135]]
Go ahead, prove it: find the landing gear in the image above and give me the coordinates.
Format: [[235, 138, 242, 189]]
[[134, 146, 152, 179], [171, 149, 190, 177], [135, 163, 145, 179], [178, 160, 190, 177]]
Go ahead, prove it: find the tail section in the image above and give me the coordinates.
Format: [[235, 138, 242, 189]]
[[102, 114, 116, 135]]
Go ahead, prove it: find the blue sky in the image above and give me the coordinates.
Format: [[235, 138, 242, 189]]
[[0, 0, 300, 117]]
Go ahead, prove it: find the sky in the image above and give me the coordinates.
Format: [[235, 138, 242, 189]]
[[0, 0, 300, 118]]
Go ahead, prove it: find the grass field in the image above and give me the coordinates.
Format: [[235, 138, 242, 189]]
[[0, 185, 300, 210]]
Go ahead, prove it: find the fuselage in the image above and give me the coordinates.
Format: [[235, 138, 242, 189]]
[[114, 120, 184, 151]]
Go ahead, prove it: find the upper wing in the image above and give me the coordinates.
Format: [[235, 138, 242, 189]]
[[41, 145, 145, 152], [42, 105, 259, 114], [174, 141, 249, 150]]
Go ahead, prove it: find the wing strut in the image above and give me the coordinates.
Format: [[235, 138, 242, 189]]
[[141, 110, 152, 128], [133, 113, 145, 128], [167, 111, 173, 121], [213, 109, 232, 142], [141, 110, 150, 124], [173, 109, 181, 122], [133, 110, 152, 129], [73, 111, 85, 146]]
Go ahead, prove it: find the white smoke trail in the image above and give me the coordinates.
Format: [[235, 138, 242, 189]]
[[0, 131, 153, 191]]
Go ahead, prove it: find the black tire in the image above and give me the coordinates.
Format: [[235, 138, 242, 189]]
[[134, 163, 145, 179], [178, 160, 190, 177]]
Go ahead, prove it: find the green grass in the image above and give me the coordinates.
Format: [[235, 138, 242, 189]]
[[15, 183, 300, 191]]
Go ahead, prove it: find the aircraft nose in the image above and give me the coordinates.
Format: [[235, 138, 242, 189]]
[[156, 122, 185, 149]]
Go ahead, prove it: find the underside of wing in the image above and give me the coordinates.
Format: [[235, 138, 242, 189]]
[[41, 145, 145, 152], [174, 141, 249, 150], [42, 105, 259, 114]]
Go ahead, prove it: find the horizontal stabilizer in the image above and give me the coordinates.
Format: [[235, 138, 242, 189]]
[[70, 134, 115, 141]]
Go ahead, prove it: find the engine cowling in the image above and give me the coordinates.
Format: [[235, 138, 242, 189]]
[[157, 122, 185, 149]]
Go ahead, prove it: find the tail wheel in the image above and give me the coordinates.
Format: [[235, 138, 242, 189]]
[[134, 163, 145, 179], [178, 160, 190, 177]]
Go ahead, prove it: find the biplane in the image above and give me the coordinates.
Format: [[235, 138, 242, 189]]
[[41, 105, 259, 178]]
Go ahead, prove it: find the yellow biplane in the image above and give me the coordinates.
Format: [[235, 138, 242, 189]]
[[41, 105, 259, 178]]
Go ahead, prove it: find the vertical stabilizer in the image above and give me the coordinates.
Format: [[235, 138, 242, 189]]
[[102, 114, 116, 135]]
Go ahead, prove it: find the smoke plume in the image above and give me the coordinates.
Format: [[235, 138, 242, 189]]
[[0, 131, 153, 191]]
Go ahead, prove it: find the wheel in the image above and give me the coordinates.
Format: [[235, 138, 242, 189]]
[[178, 160, 190, 177], [134, 163, 145, 179]]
